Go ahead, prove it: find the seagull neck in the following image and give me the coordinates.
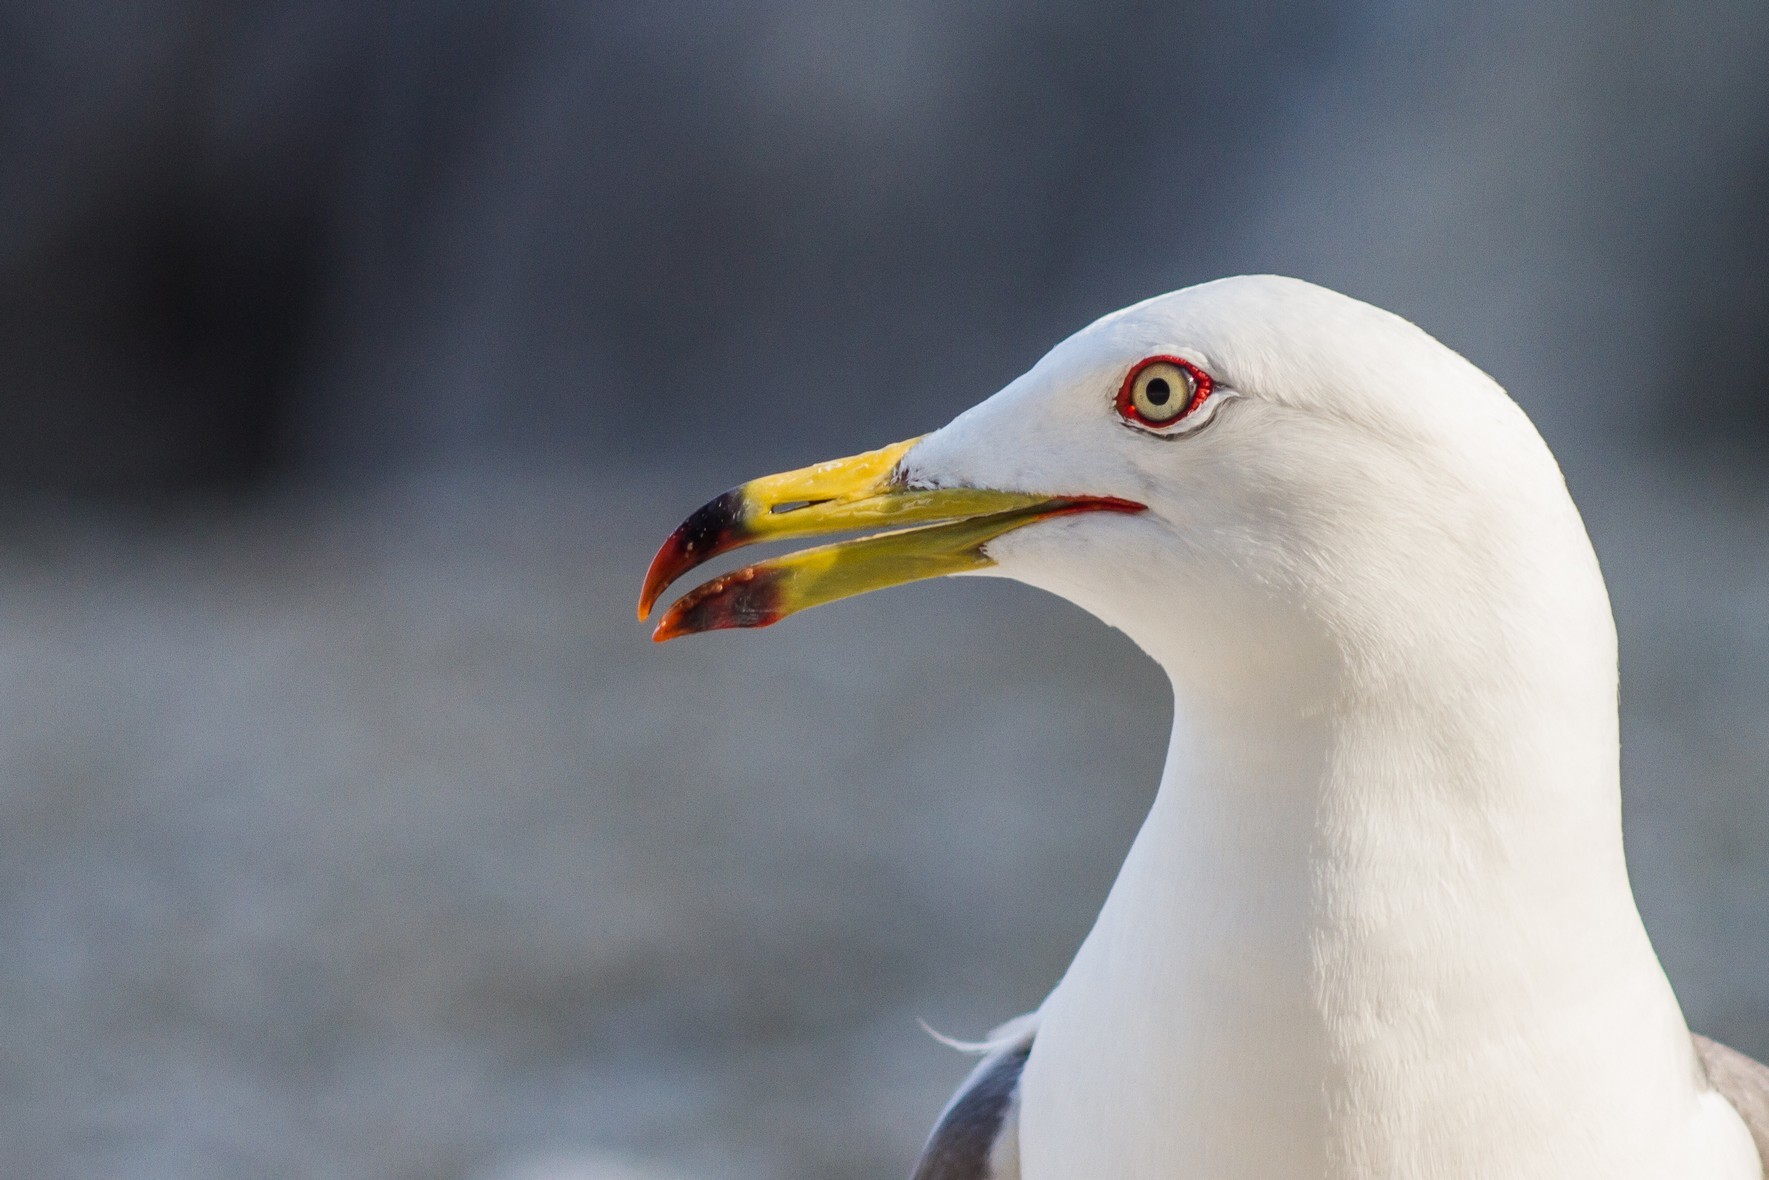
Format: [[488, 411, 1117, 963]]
[[1121, 533, 1655, 1009], [1141, 659, 1652, 1003], [1052, 610, 1720, 1175], [1149, 631, 1643, 949]]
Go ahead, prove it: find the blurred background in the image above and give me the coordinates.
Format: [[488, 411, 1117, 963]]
[[2, 2, 1767, 1177]]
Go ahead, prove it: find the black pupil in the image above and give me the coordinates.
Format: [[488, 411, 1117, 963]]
[[1145, 376, 1172, 406]]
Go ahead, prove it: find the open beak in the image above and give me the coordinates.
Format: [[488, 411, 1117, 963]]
[[639, 436, 1144, 641]]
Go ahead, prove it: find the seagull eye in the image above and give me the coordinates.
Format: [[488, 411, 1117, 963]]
[[1117, 356, 1212, 432]]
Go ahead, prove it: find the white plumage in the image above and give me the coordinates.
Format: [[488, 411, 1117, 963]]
[[647, 276, 1769, 1179], [907, 277, 1766, 1178]]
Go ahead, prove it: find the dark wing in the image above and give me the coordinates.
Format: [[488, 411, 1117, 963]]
[[1696, 1033, 1769, 1175], [911, 1015, 1037, 1180]]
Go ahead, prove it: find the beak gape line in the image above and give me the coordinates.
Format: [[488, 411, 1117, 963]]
[[639, 437, 1144, 641]]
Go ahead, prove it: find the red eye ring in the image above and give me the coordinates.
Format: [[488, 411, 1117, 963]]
[[1115, 355, 1213, 430]]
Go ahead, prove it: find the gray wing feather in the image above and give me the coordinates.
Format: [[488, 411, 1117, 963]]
[[1696, 1034, 1769, 1177], [911, 1017, 1036, 1180]]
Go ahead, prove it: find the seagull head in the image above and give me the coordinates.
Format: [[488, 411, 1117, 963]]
[[640, 275, 1597, 708]]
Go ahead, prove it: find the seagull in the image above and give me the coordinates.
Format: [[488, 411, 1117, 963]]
[[637, 276, 1769, 1179]]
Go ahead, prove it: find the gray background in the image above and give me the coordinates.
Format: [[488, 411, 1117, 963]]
[[2, 3, 1767, 1178]]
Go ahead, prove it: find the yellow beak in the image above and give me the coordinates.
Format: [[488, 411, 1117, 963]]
[[638, 436, 1144, 641]]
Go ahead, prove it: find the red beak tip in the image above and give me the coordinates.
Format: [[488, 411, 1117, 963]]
[[651, 606, 694, 642]]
